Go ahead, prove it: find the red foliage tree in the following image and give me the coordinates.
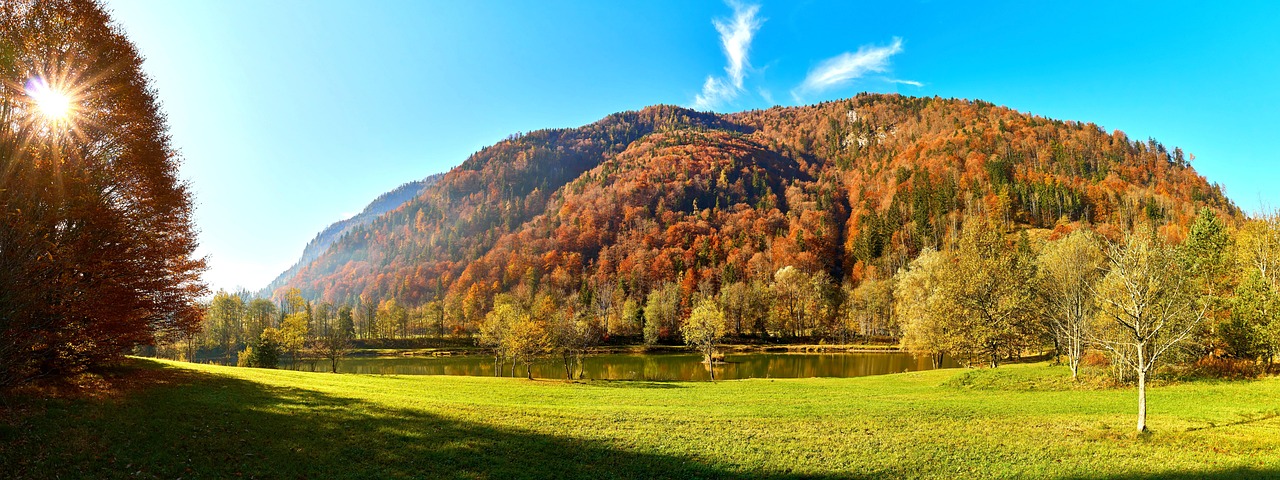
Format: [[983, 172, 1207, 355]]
[[0, 0, 206, 387]]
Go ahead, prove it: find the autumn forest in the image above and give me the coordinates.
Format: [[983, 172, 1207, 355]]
[[272, 94, 1236, 344]]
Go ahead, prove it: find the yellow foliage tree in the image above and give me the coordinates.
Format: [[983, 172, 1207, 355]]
[[683, 298, 728, 380]]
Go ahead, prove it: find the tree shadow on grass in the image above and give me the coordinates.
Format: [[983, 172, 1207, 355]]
[[1, 359, 829, 479]]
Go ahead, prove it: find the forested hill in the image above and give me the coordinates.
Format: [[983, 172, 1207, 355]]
[[258, 173, 443, 297], [273, 94, 1237, 332]]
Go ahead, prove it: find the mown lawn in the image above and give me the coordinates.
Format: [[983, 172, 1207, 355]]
[[2, 358, 1278, 479]]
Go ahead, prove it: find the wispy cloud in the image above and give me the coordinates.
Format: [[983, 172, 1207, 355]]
[[693, 1, 763, 111], [887, 78, 923, 87], [791, 37, 912, 103], [758, 87, 775, 105]]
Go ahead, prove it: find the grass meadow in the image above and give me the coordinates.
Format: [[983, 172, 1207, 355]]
[[3, 358, 1278, 479]]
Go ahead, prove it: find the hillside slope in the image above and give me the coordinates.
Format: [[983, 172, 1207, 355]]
[[258, 173, 443, 296], [274, 94, 1237, 332]]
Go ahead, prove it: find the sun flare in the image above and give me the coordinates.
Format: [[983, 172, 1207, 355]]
[[25, 78, 73, 121]]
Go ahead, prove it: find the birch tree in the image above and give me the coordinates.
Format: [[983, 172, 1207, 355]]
[[274, 310, 310, 371], [1093, 231, 1205, 432], [847, 277, 894, 341], [643, 282, 681, 345], [1037, 229, 1106, 379]]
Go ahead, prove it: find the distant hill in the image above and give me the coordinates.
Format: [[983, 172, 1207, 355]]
[[271, 94, 1237, 333], [257, 173, 442, 297]]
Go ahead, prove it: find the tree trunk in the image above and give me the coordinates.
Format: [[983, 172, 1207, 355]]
[[494, 356, 501, 377], [563, 352, 572, 380], [1135, 343, 1149, 433], [526, 361, 532, 380], [1136, 368, 1148, 432], [707, 345, 715, 381], [1051, 335, 1062, 365]]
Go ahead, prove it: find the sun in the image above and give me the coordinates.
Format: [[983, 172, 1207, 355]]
[[25, 78, 73, 122]]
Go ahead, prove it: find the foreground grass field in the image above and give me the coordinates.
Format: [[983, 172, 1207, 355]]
[[3, 358, 1278, 479]]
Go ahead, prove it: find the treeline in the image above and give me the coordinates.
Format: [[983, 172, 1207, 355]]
[[885, 207, 1277, 381], [461, 210, 1276, 378], [181, 289, 352, 372], [202, 208, 1278, 380], [893, 208, 1279, 431], [182, 288, 461, 371]]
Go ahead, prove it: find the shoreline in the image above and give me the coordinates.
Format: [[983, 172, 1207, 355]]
[[349, 342, 904, 358]]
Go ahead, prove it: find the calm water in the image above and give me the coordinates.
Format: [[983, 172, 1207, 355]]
[[331, 352, 957, 381]]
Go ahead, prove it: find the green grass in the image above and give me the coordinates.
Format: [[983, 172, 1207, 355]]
[[3, 358, 1279, 479]]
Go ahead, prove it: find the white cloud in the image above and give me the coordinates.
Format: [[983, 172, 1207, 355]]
[[693, 1, 763, 111], [695, 76, 737, 111], [887, 78, 923, 87], [791, 37, 912, 103], [758, 87, 775, 105]]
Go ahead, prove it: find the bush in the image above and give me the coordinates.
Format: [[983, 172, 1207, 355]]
[[1188, 356, 1260, 380], [1081, 351, 1110, 367], [240, 337, 280, 369]]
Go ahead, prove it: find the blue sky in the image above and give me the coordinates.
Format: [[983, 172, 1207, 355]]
[[101, 0, 1280, 292]]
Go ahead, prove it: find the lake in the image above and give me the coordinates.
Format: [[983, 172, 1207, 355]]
[[326, 352, 957, 381]]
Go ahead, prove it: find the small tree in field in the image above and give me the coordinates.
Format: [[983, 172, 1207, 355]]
[[1093, 231, 1204, 432], [240, 332, 279, 369], [479, 297, 517, 376], [276, 311, 310, 370], [683, 298, 728, 380], [318, 305, 354, 373], [505, 312, 548, 380]]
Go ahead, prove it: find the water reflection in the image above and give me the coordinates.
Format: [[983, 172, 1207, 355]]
[[333, 352, 958, 381]]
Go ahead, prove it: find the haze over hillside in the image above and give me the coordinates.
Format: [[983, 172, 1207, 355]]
[[258, 173, 443, 297], [270, 94, 1236, 333]]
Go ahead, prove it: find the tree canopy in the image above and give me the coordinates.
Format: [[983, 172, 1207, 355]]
[[0, 0, 206, 387]]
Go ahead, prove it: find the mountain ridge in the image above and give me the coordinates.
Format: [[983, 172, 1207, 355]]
[[270, 94, 1237, 336], [257, 173, 443, 297]]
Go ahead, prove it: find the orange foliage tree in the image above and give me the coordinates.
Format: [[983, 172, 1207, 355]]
[[0, 0, 206, 387]]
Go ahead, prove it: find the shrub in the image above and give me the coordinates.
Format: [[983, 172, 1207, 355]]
[[240, 337, 280, 369], [1189, 356, 1259, 380]]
